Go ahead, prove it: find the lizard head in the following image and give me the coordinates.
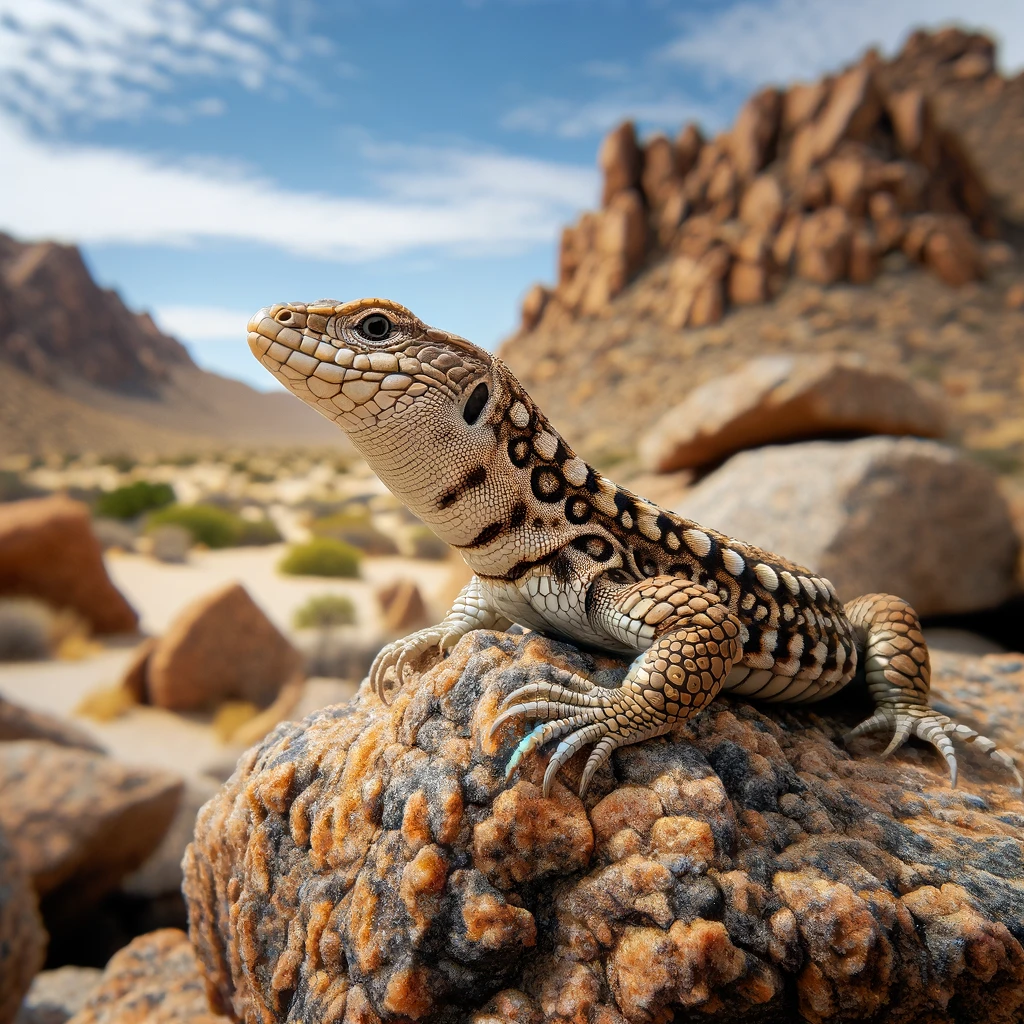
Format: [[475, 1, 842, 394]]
[[247, 297, 548, 550]]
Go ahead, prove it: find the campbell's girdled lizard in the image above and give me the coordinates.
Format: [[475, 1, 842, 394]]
[[247, 298, 1022, 796]]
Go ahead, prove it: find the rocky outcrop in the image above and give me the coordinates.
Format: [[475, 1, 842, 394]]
[[0, 823, 46, 1024], [639, 354, 946, 472], [65, 930, 228, 1024], [124, 583, 302, 712], [184, 630, 1024, 1024], [0, 497, 138, 635], [0, 741, 182, 916], [675, 436, 1019, 617], [377, 579, 432, 636], [15, 967, 102, 1024], [0, 695, 105, 753], [524, 36, 999, 337]]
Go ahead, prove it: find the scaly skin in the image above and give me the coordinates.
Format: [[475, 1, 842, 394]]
[[247, 298, 1022, 796]]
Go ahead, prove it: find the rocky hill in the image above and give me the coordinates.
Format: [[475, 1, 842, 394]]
[[0, 234, 345, 457], [500, 29, 1024, 476]]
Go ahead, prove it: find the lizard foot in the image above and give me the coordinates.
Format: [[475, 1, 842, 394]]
[[368, 625, 462, 703], [488, 667, 672, 798], [844, 704, 1023, 790]]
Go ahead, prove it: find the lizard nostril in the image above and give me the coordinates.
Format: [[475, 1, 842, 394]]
[[277, 310, 293, 324]]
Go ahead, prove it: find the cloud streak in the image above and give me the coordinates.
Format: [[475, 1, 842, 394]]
[[0, 113, 597, 259]]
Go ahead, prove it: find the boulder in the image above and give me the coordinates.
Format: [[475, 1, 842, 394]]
[[0, 741, 182, 915], [377, 579, 431, 636], [639, 355, 947, 472], [599, 122, 641, 207], [796, 206, 853, 284], [738, 174, 784, 232], [728, 87, 781, 180], [519, 283, 550, 332], [184, 631, 1024, 1023], [143, 583, 302, 712], [640, 134, 680, 207], [0, 823, 46, 1024], [0, 694, 105, 753], [674, 437, 1019, 616], [14, 967, 102, 1024], [0, 497, 137, 635], [65, 930, 228, 1024]]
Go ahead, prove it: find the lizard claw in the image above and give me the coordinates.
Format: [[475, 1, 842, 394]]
[[368, 625, 457, 702]]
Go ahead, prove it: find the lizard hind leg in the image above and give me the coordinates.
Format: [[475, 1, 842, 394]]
[[490, 579, 743, 798], [843, 594, 1023, 789]]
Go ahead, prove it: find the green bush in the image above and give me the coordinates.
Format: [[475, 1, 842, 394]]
[[235, 517, 283, 546], [96, 480, 175, 520], [279, 538, 361, 578], [310, 510, 397, 555], [145, 503, 282, 548], [292, 593, 357, 630]]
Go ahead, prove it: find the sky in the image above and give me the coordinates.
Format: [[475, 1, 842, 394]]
[[1, 1, 1023, 390]]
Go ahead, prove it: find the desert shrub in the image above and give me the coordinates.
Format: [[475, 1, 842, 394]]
[[0, 599, 53, 661], [236, 517, 282, 545], [279, 538, 361, 578], [146, 504, 280, 548], [310, 510, 397, 555], [408, 525, 450, 560], [292, 593, 357, 630], [96, 480, 175, 520]]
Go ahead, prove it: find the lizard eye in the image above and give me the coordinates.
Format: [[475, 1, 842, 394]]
[[462, 382, 490, 425], [358, 314, 392, 341]]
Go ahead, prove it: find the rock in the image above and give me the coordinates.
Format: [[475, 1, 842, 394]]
[[0, 497, 137, 635], [738, 174, 784, 232], [144, 583, 302, 712], [184, 630, 1024, 1023], [0, 598, 57, 661], [14, 968, 102, 1024], [675, 436, 1019, 616], [0, 823, 46, 1024], [675, 123, 703, 178], [824, 153, 868, 216], [848, 225, 880, 284], [796, 206, 853, 284], [519, 284, 550, 332], [808, 64, 884, 165], [600, 189, 648, 280], [599, 122, 641, 207], [639, 355, 946, 473], [640, 134, 679, 207], [728, 88, 781, 180], [296, 628, 385, 682], [923, 219, 982, 287], [0, 741, 182, 915], [119, 638, 156, 705], [147, 524, 191, 564], [0, 694, 105, 753], [781, 79, 829, 135], [666, 247, 730, 329], [377, 579, 431, 636], [728, 261, 767, 305], [65, 930, 227, 1024]]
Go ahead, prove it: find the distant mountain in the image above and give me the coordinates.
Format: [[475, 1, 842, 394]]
[[0, 233, 345, 456], [500, 28, 1024, 474]]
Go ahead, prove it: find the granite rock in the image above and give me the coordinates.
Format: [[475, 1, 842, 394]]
[[0, 822, 46, 1024], [0, 497, 137, 635], [66, 930, 228, 1024], [0, 695, 105, 753], [14, 967, 102, 1024], [184, 630, 1024, 1024], [639, 354, 947, 472], [675, 436, 1019, 616]]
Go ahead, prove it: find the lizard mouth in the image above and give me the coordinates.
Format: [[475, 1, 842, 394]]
[[247, 304, 423, 425]]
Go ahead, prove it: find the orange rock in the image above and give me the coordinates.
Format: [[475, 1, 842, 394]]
[[599, 121, 641, 207], [868, 191, 905, 251], [848, 225, 880, 284], [887, 89, 941, 169], [796, 206, 852, 284], [675, 122, 703, 178], [738, 174, 784, 232], [924, 218, 982, 287], [729, 261, 768, 305], [518, 283, 550, 332], [377, 578, 431, 635], [0, 822, 45, 1024], [781, 79, 829, 136], [146, 583, 302, 712], [810, 64, 883, 162], [728, 87, 781, 180], [66, 929, 228, 1024], [0, 496, 137, 635], [824, 153, 868, 216], [640, 133, 680, 207]]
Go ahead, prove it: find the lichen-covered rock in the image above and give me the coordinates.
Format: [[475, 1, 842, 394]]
[[15, 967, 103, 1024], [0, 497, 137, 635], [0, 822, 46, 1024], [675, 436, 1020, 617], [65, 930, 228, 1024], [0, 741, 182, 914], [184, 631, 1024, 1024]]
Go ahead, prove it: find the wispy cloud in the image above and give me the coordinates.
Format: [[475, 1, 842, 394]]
[[152, 305, 252, 341], [662, 0, 1024, 89], [502, 95, 723, 139], [0, 0, 334, 128], [0, 113, 597, 258]]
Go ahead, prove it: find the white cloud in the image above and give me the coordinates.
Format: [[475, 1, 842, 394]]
[[0, 0, 328, 127], [662, 0, 1024, 89], [0, 113, 597, 258], [152, 305, 252, 341], [502, 95, 723, 139]]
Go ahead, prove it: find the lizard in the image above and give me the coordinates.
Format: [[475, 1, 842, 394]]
[[247, 297, 1022, 798]]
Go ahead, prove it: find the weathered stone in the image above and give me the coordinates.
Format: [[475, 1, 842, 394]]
[[738, 174, 784, 232], [728, 261, 767, 305], [781, 79, 829, 135], [0, 497, 137, 635], [519, 284, 550, 333], [15, 968, 102, 1024], [728, 88, 781, 180], [824, 153, 868, 216], [184, 629, 1024, 1023], [66, 930, 228, 1024], [674, 123, 703, 178], [887, 89, 941, 169], [675, 436, 1019, 615], [639, 354, 946, 472], [809, 64, 884, 163], [377, 579, 431, 636], [0, 822, 46, 1024], [848, 225, 880, 283], [796, 206, 852, 284], [599, 122, 641, 207], [868, 191, 905, 251], [923, 218, 982, 287], [600, 190, 648, 278], [640, 134, 679, 207], [666, 247, 730, 329], [145, 583, 302, 712], [0, 694, 104, 752], [0, 741, 182, 912]]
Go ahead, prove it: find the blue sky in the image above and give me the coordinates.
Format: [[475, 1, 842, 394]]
[[1, 1, 1022, 390]]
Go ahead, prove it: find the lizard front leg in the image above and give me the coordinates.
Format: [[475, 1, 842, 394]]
[[369, 576, 511, 702], [490, 577, 742, 797]]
